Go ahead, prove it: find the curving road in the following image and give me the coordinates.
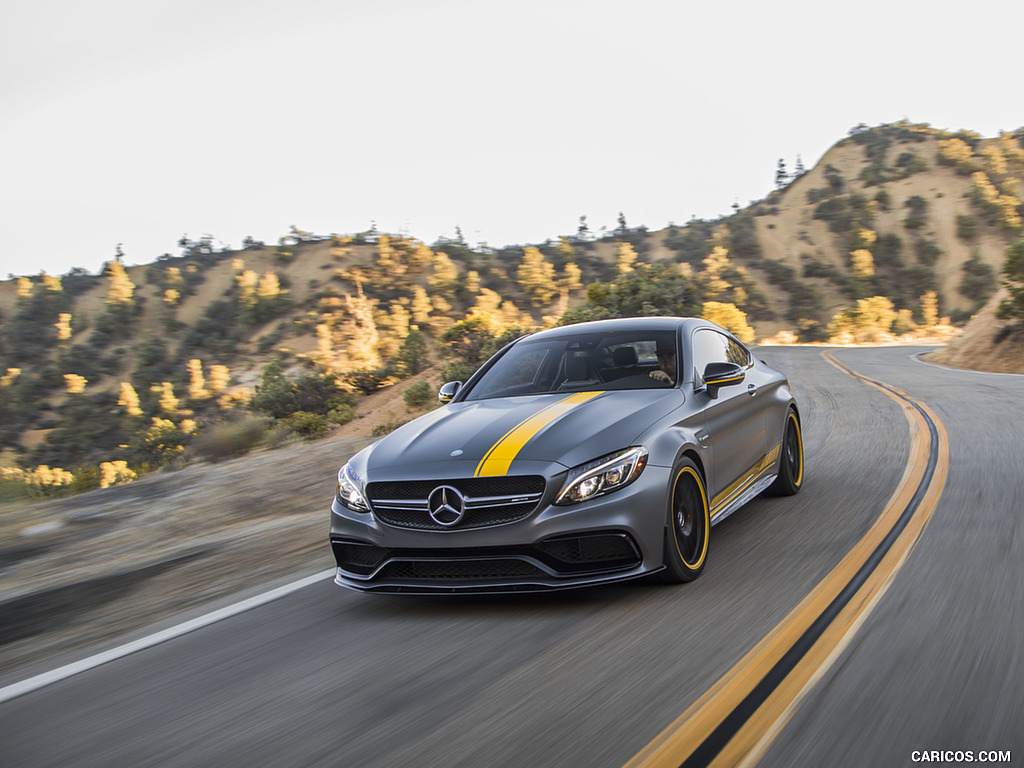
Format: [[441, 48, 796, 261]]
[[1, 347, 1022, 767]]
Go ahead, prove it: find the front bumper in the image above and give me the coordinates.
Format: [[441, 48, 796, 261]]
[[329, 465, 672, 594]]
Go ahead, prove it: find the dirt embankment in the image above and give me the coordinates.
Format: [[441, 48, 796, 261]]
[[925, 290, 1024, 374], [0, 434, 374, 677], [0, 367, 450, 677]]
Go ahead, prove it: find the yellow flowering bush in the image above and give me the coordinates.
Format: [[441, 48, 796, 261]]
[[100, 461, 137, 489]]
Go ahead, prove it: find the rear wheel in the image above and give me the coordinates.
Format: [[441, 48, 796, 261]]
[[660, 459, 710, 583], [764, 409, 803, 496]]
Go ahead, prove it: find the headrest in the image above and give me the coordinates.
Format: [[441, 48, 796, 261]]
[[612, 347, 638, 366], [564, 353, 588, 380]]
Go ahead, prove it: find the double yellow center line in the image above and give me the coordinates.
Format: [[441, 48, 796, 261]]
[[625, 350, 949, 768]]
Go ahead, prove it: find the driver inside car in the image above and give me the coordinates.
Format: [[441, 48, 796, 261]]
[[649, 342, 676, 385]]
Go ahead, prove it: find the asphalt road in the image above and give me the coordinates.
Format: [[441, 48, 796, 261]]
[[1, 347, 1021, 768]]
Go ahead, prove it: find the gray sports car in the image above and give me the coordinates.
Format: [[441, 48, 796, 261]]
[[330, 316, 802, 593]]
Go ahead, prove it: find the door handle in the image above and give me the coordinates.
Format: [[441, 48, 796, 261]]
[[747, 384, 757, 397]]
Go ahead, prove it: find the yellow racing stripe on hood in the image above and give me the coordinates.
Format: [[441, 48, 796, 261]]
[[475, 391, 604, 477]]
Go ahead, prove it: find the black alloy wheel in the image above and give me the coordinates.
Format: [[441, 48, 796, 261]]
[[660, 458, 710, 583]]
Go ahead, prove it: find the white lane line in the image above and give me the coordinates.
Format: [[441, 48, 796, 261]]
[[0, 568, 337, 705]]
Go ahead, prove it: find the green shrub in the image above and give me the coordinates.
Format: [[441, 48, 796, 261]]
[[190, 416, 268, 461], [996, 241, 1024, 323], [807, 188, 832, 204], [287, 411, 329, 439], [956, 215, 979, 241], [895, 152, 927, 174], [874, 233, 904, 268], [344, 368, 391, 395], [859, 166, 887, 186], [328, 405, 356, 425], [372, 420, 408, 436], [403, 380, 433, 408], [914, 239, 942, 266], [813, 198, 851, 233], [824, 165, 845, 193], [903, 196, 929, 231], [959, 251, 996, 307], [395, 328, 428, 377], [252, 362, 353, 418]]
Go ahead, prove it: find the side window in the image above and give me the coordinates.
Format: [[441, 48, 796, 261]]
[[691, 330, 730, 381], [726, 338, 751, 367], [692, 330, 750, 384]]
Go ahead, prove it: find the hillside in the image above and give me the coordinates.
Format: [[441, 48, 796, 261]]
[[925, 289, 1024, 374], [2, 119, 1023, 490]]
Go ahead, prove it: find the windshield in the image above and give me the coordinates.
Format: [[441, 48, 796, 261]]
[[464, 330, 680, 401]]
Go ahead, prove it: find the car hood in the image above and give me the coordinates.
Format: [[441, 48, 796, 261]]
[[360, 389, 684, 480]]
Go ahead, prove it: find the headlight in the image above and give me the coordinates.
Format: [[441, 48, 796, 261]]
[[555, 447, 648, 505], [336, 463, 370, 512]]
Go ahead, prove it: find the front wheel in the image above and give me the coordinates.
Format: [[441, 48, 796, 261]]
[[659, 459, 710, 583], [764, 409, 803, 496]]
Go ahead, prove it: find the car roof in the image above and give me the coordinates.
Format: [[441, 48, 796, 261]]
[[524, 316, 702, 342]]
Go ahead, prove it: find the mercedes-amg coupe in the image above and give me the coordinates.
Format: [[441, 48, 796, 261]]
[[330, 316, 803, 593]]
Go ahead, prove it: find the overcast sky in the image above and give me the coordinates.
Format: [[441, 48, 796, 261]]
[[2, 0, 1022, 279]]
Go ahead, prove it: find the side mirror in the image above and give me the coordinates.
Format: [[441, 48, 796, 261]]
[[438, 381, 462, 403], [702, 362, 745, 394]]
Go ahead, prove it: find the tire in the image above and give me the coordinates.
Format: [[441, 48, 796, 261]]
[[659, 458, 710, 583], [764, 409, 803, 497]]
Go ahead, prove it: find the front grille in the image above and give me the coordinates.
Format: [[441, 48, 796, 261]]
[[366, 476, 545, 530]]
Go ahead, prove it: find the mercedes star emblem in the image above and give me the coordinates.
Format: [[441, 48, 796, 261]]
[[427, 485, 467, 527]]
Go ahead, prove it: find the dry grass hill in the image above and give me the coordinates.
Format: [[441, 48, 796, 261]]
[[2, 119, 1024, 494]]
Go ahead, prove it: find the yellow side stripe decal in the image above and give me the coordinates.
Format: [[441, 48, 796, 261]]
[[711, 442, 781, 513], [475, 391, 604, 477]]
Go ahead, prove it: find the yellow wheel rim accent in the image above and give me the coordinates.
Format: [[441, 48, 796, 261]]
[[673, 466, 709, 570]]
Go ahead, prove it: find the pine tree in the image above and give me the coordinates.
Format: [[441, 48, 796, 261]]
[[55, 313, 72, 342], [700, 246, 733, 299], [921, 291, 939, 328], [105, 258, 136, 306], [411, 286, 433, 326], [236, 270, 259, 305], [257, 272, 281, 300], [209, 365, 230, 394], [63, 374, 87, 394], [395, 327, 428, 376], [187, 359, 210, 400], [561, 262, 583, 292], [701, 302, 755, 344], [430, 252, 459, 291], [118, 382, 143, 417], [850, 249, 875, 278], [616, 242, 638, 275], [40, 272, 62, 292], [516, 247, 557, 305], [340, 284, 381, 371], [775, 159, 789, 190], [152, 382, 180, 414], [997, 241, 1024, 322]]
